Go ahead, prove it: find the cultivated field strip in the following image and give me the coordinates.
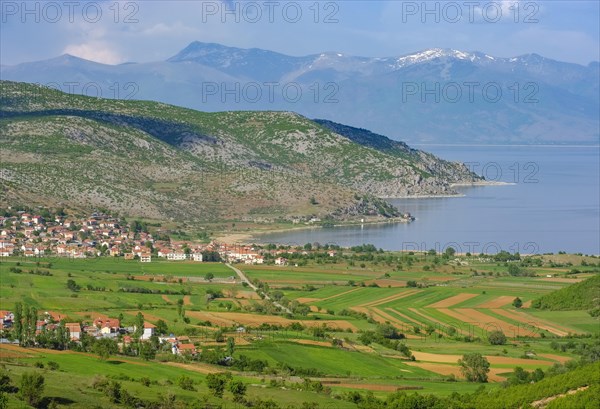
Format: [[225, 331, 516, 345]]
[[426, 293, 479, 308], [436, 308, 529, 337], [385, 308, 430, 328], [359, 289, 420, 308], [407, 308, 471, 336], [476, 295, 516, 309], [319, 287, 363, 302], [492, 308, 574, 336], [185, 310, 358, 331]]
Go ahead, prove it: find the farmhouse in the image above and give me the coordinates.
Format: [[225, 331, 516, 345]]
[[94, 318, 121, 335], [141, 322, 156, 340], [167, 251, 187, 261], [275, 257, 288, 266], [0, 311, 13, 327], [65, 322, 82, 341], [175, 343, 197, 356], [190, 252, 203, 262]]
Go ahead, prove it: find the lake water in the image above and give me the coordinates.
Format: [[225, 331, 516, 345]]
[[256, 145, 600, 255]]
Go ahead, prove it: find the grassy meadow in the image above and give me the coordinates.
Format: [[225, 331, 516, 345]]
[[0, 252, 598, 408]]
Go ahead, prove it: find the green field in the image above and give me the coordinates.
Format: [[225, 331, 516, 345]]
[[0, 253, 598, 408]]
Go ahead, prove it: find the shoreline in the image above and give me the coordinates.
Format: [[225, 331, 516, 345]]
[[214, 217, 413, 244], [450, 181, 514, 187], [214, 181, 509, 245]]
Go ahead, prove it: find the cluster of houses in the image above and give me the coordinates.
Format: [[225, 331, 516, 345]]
[[0, 309, 197, 356], [0, 210, 344, 265], [0, 211, 206, 262], [215, 242, 337, 265]]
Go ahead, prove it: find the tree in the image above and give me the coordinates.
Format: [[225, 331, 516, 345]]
[[214, 329, 225, 343], [21, 305, 37, 347], [156, 392, 176, 409], [66, 279, 80, 292], [139, 341, 156, 361], [155, 319, 169, 335], [134, 312, 145, 338], [204, 272, 214, 282], [105, 380, 122, 403], [93, 338, 118, 360], [358, 330, 375, 345], [228, 380, 247, 402], [206, 373, 232, 398], [177, 299, 184, 317], [13, 302, 23, 344], [19, 372, 44, 407], [444, 247, 456, 257], [488, 330, 507, 345], [509, 367, 530, 385], [177, 375, 195, 391], [513, 297, 523, 308], [377, 323, 402, 339], [226, 337, 235, 357], [458, 353, 490, 382], [507, 264, 522, 276]]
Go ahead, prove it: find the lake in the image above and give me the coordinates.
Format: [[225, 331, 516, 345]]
[[256, 145, 600, 255]]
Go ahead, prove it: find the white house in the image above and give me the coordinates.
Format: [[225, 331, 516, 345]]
[[167, 251, 187, 261], [140, 253, 152, 263], [191, 252, 203, 262], [65, 322, 82, 341], [141, 322, 156, 340], [274, 257, 288, 266]]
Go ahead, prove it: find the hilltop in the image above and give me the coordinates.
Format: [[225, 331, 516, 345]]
[[0, 81, 479, 224], [532, 274, 600, 311]]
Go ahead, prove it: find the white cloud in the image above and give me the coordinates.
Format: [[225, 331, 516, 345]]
[[63, 43, 122, 65]]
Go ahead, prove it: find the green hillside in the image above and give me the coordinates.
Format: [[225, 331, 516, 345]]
[[0, 81, 479, 223], [532, 274, 600, 311]]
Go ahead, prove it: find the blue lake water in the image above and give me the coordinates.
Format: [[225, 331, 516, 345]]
[[257, 146, 600, 255]]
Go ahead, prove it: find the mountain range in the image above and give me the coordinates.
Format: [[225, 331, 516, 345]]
[[0, 81, 480, 224], [2, 42, 598, 145]]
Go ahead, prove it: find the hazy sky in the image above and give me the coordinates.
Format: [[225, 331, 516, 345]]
[[1, 0, 598, 66]]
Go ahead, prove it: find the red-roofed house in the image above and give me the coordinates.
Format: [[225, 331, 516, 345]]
[[65, 322, 82, 341], [94, 318, 121, 334], [141, 322, 156, 340], [175, 343, 197, 356]]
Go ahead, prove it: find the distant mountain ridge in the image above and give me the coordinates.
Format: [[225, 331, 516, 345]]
[[2, 42, 598, 144], [0, 81, 480, 223]]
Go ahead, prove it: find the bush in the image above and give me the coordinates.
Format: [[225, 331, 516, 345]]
[[488, 330, 507, 345], [177, 375, 196, 391], [458, 353, 490, 382], [19, 372, 45, 407], [206, 373, 232, 398], [228, 380, 247, 402], [46, 361, 59, 371]]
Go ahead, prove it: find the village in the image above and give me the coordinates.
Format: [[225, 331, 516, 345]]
[[0, 209, 341, 359], [0, 308, 201, 358], [0, 209, 328, 265]]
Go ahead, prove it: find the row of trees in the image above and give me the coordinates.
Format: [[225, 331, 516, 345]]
[[13, 302, 39, 347]]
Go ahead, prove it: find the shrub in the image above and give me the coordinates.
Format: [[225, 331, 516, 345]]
[[19, 372, 45, 407], [177, 375, 196, 391], [46, 361, 59, 371], [488, 330, 507, 345]]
